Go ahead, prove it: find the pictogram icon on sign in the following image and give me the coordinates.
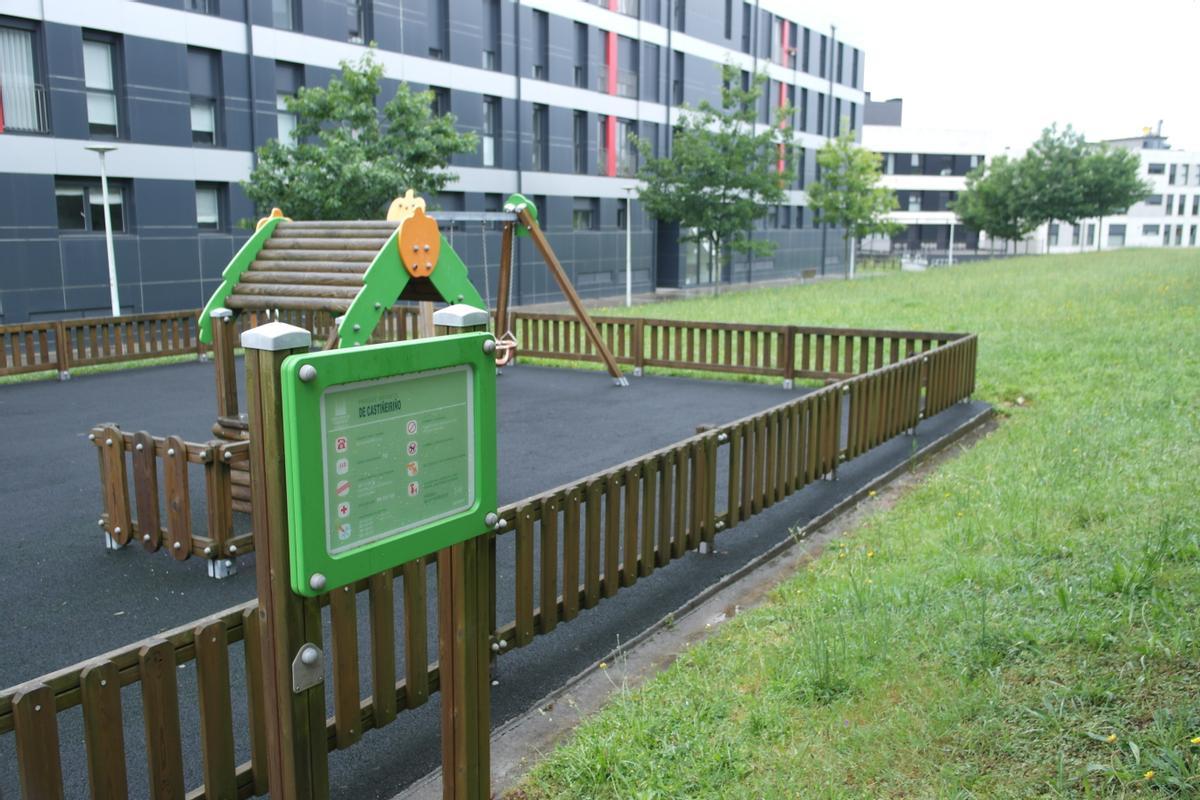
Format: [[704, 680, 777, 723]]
[[337, 502, 351, 518], [335, 436, 349, 453]]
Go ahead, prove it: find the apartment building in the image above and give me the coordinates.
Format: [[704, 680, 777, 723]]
[[860, 95, 1006, 254], [0, 0, 866, 323], [1042, 130, 1200, 253]]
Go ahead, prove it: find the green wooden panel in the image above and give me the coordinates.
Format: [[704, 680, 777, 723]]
[[282, 334, 497, 597], [197, 217, 282, 344]]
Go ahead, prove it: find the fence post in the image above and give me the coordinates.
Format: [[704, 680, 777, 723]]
[[632, 318, 644, 377], [53, 320, 71, 380], [782, 326, 796, 390], [211, 308, 240, 423], [432, 304, 491, 800], [241, 321, 330, 800]]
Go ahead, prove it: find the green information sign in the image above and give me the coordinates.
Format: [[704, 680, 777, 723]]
[[281, 333, 497, 597]]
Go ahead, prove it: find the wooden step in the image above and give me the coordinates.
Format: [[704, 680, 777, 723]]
[[234, 284, 360, 299], [255, 249, 377, 262], [276, 220, 399, 229], [263, 237, 389, 250], [241, 271, 363, 286], [249, 260, 370, 273], [225, 294, 353, 313], [269, 227, 396, 238]]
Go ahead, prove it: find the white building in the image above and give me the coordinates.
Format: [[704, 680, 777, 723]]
[[1042, 130, 1200, 252], [859, 96, 1033, 256]]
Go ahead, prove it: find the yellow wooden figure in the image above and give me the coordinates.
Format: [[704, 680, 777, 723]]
[[254, 207, 290, 230]]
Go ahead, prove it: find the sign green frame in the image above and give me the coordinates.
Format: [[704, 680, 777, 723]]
[[281, 333, 497, 597]]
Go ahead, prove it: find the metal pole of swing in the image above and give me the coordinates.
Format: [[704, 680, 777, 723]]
[[86, 144, 121, 316], [624, 185, 636, 307]]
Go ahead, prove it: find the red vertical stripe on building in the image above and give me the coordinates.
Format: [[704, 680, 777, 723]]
[[777, 22, 790, 174], [606, 28, 618, 176]]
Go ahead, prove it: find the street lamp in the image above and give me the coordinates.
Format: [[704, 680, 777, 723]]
[[623, 185, 637, 307], [85, 144, 121, 317]]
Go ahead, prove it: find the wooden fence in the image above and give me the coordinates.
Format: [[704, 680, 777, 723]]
[[13, 320, 979, 797], [510, 312, 962, 382], [0, 307, 422, 379]]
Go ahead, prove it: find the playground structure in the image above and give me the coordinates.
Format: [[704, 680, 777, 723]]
[[89, 192, 627, 576]]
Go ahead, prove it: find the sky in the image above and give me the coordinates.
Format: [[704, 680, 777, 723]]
[[832, 0, 1200, 152]]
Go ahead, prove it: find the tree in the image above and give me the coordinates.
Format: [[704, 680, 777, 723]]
[[243, 51, 477, 220], [634, 64, 790, 287], [805, 129, 901, 277], [1020, 124, 1094, 227], [951, 155, 1039, 252], [1079, 144, 1150, 250]]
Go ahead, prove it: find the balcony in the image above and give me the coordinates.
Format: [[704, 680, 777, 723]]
[[585, 0, 639, 17], [1, 84, 49, 134], [597, 65, 638, 99]]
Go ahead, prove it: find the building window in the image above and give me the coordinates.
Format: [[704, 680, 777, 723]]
[[1175, 225, 1183, 245], [482, 0, 499, 69], [1107, 223, 1125, 247], [188, 47, 219, 146], [1168, 164, 1177, 185], [617, 198, 628, 229], [428, 0, 448, 59], [852, 48, 859, 88], [1148, 163, 1164, 175], [0, 25, 48, 134], [1164, 195, 1173, 215], [818, 34, 827, 78], [644, 43, 660, 102], [55, 179, 126, 232], [617, 118, 636, 177], [1086, 223, 1095, 246], [532, 10, 548, 79], [613, 35, 638, 98], [196, 183, 222, 230], [1193, 195, 1199, 215], [431, 87, 449, 117], [1047, 223, 1059, 246], [796, 146, 806, 188], [185, 0, 215, 13], [671, 50, 683, 104], [723, 0, 733, 38], [1191, 225, 1197, 246], [275, 61, 302, 146], [531, 103, 548, 170], [573, 110, 587, 174], [1070, 224, 1080, 246], [572, 197, 597, 230], [1181, 164, 1190, 185], [349, 0, 372, 44], [271, 0, 296, 29], [816, 93, 824, 136], [83, 37, 119, 137], [573, 22, 587, 88], [673, 0, 685, 31], [1142, 224, 1159, 236], [481, 96, 499, 167], [740, 2, 752, 53], [1146, 194, 1162, 206], [907, 193, 920, 212]]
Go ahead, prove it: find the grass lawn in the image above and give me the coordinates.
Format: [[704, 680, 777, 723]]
[[513, 250, 1200, 799]]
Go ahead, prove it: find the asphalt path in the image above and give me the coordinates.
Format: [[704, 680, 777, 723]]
[[0, 357, 987, 798]]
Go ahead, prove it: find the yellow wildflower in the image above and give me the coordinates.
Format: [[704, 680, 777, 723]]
[[867, 550, 875, 558], [598, 662, 608, 670], [868, 490, 876, 497], [1144, 770, 1154, 780], [1191, 736, 1200, 745], [1106, 734, 1117, 743]]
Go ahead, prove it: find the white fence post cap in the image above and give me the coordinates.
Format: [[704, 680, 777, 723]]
[[432, 304, 489, 328], [240, 321, 312, 351]]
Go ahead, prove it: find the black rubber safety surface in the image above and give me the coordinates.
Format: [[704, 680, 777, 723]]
[[0, 357, 988, 798]]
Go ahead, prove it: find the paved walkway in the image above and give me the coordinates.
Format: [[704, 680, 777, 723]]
[[0, 357, 987, 798]]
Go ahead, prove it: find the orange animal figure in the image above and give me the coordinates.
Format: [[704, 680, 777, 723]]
[[397, 207, 441, 278]]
